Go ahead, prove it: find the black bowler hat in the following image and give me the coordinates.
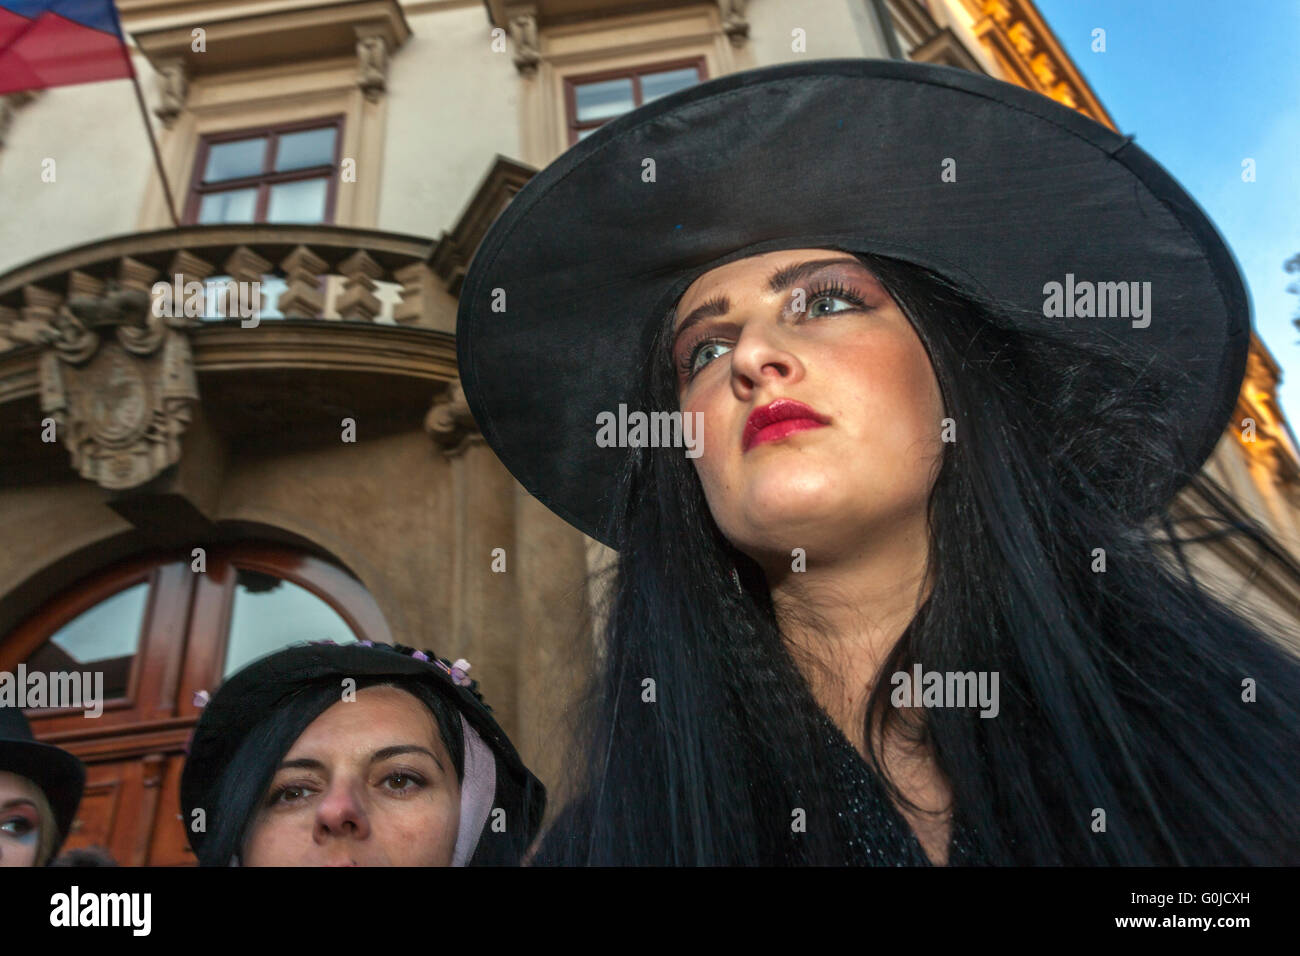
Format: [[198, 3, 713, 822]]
[[0, 704, 86, 854], [180, 641, 546, 865], [456, 57, 1251, 548]]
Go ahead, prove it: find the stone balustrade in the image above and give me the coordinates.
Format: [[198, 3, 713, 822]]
[[0, 225, 442, 350]]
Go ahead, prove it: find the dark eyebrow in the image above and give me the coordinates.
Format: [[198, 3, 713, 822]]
[[370, 744, 443, 773], [276, 758, 327, 772], [0, 799, 37, 810], [669, 256, 866, 352]]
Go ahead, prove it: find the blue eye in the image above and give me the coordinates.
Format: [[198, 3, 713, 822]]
[[803, 281, 868, 317], [807, 293, 857, 316], [676, 280, 870, 382], [689, 340, 733, 376], [1, 816, 35, 837]]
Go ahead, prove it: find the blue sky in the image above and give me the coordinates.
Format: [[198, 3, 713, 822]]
[[1035, 0, 1300, 424]]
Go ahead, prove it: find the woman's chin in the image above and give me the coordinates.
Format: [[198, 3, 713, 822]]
[[725, 496, 855, 555]]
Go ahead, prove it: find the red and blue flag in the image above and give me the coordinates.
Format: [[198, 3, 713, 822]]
[[0, 0, 134, 95]]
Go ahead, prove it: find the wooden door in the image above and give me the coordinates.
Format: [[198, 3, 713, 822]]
[[1, 544, 392, 865]]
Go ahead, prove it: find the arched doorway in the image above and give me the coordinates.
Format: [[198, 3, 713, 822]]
[[1, 543, 392, 865]]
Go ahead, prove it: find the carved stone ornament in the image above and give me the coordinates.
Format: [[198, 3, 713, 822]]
[[23, 281, 201, 490], [507, 13, 540, 77], [154, 59, 188, 129], [425, 379, 483, 457], [719, 0, 750, 48], [357, 34, 389, 102]]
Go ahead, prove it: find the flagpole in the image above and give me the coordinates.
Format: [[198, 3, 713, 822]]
[[107, 0, 181, 229], [127, 72, 181, 228]]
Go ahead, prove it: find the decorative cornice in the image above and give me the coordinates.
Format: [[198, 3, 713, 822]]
[[130, 0, 411, 78], [909, 25, 986, 72], [964, 0, 1116, 129], [487, 0, 742, 70], [1234, 333, 1300, 485], [430, 155, 537, 298]]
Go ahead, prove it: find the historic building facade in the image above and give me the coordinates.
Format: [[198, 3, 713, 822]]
[[1, 0, 1297, 864]]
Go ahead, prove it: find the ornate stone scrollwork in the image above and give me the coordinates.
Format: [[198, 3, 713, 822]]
[[1237, 348, 1295, 485], [154, 58, 188, 129], [507, 13, 540, 77], [17, 280, 201, 490], [719, 0, 750, 48], [425, 380, 484, 457], [357, 34, 389, 102]]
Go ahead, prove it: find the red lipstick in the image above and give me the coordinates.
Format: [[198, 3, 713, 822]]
[[743, 399, 830, 452]]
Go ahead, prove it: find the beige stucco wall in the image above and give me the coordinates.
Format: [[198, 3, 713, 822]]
[[744, 0, 897, 62], [379, 3, 525, 235], [0, 52, 159, 274]]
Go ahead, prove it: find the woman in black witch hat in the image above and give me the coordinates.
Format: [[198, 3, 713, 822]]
[[0, 705, 86, 867], [180, 641, 545, 866], [456, 59, 1300, 865]]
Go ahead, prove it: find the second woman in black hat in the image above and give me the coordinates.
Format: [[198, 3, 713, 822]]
[[180, 641, 544, 866], [0, 704, 85, 867]]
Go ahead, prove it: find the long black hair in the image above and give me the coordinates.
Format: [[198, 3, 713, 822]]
[[198, 675, 465, 867], [532, 251, 1300, 865]]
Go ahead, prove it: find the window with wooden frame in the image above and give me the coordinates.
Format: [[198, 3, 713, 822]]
[[184, 116, 345, 225], [564, 58, 708, 146]]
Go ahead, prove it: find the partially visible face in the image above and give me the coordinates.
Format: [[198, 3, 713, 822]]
[[0, 771, 44, 868], [241, 685, 461, 867], [669, 248, 945, 569]]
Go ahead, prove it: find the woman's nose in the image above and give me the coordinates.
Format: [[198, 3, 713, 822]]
[[313, 781, 371, 841], [729, 314, 803, 394]]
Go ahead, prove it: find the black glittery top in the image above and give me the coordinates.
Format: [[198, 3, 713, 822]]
[[815, 706, 987, 866], [530, 706, 992, 866]]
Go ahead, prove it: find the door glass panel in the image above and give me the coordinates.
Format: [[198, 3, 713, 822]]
[[24, 582, 148, 700], [275, 127, 336, 172], [266, 178, 328, 223], [203, 138, 267, 182], [223, 569, 357, 678]]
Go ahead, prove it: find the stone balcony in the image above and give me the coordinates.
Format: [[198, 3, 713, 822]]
[[0, 156, 534, 500], [0, 223, 445, 342], [0, 224, 472, 505]]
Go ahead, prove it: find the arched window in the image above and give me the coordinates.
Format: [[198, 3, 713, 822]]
[[1, 544, 391, 865]]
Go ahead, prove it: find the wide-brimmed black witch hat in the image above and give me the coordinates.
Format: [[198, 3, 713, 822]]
[[455, 57, 1251, 547], [0, 704, 86, 856], [180, 641, 546, 865]]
